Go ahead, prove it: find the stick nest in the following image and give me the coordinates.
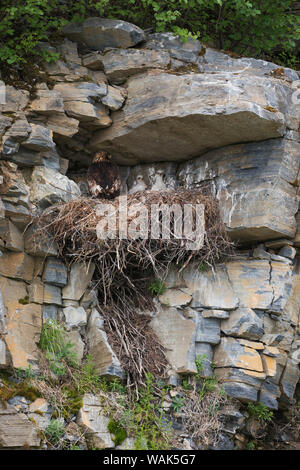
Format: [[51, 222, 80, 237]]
[[33, 187, 234, 389]]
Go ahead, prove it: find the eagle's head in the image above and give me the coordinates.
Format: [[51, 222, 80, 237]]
[[92, 151, 112, 163]]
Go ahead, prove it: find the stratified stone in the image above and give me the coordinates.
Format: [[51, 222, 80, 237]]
[[87, 309, 124, 378], [215, 367, 265, 388], [179, 139, 300, 242], [90, 70, 293, 165], [28, 278, 44, 304], [278, 246, 297, 260], [144, 33, 204, 64], [77, 393, 115, 449], [62, 306, 87, 330], [29, 166, 80, 209], [0, 161, 31, 228], [42, 305, 58, 321], [0, 338, 9, 368], [202, 309, 229, 319], [226, 259, 294, 314], [214, 337, 264, 372], [183, 264, 238, 310], [0, 219, 24, 252], [159, 288, 192, 307], [222, 382, 258, 403], [42, 257, 68, 287], [2, 86, 29, 113], [261, 354, 277, 377], [47, 114, 79, 138], [29, 88, 64, 115], [0, 404, 41, 448], [195, 314, 220, 345], [65, 330, 84, 363], [101, 85, 126, 111], [43, 284, 62, 306], [62, 262, 95, 301], [259, 379, 280, 410], [54, 81, 107, 101], [24, 224, 58, 257], [280, 359, 300, 402], [99, 49, 170, 82], [0, 276, 42, 368], [221, 308, 264, 340], [150, 306, 196, 374], [0, 252, 35, 281], [62, 17, 146, 50], [22, 124, 55, 151]]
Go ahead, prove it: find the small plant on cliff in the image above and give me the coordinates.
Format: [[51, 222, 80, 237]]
[[247, 402, 274, 423], [45, 418, 65, 445], [149, 279, 167, 296], [39, 319, 78, 376], [107, 418, 127, 446], [171, 395, 185, 412]]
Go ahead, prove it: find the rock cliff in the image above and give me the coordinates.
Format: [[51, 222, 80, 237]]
[[0, 18, 299, 450]]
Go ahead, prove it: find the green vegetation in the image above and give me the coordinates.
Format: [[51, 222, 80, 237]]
[[39, 319, 78, 376], [171, 395, 185, 412], [107, 418, 127, 446], [149, 279, 167, 296], [247, 402, 274, 423], [118, 372, 171, 450], [0, 1, 298, 71], [45, 418, 65, 444], [246, 440, 256, 450]]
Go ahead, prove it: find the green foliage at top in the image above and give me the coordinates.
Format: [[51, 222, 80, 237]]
[[0, 0, 298, 70], [247, 402, 274, 423], [39, 319, 78, 376]]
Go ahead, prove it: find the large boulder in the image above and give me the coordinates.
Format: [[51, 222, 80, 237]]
[[90, 70, 297, 165], [62, 17, 146, 51]]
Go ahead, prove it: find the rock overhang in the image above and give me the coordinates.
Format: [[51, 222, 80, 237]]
[[89, 71, 293, 165]]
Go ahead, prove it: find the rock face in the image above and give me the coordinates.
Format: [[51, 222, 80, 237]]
[[0, 20, 300, 449]]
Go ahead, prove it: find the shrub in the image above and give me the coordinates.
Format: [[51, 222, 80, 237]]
[[0, 1, 298, 70], [247, 402, 274, 423]]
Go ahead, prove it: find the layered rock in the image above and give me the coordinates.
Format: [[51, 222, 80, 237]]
[[90, 71, 296, 165]]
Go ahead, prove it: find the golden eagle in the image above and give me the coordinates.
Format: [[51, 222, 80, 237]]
[[87, 151, 121, 200]]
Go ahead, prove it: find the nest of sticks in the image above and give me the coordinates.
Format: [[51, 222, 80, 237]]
[[33, 187, 234, 389]]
